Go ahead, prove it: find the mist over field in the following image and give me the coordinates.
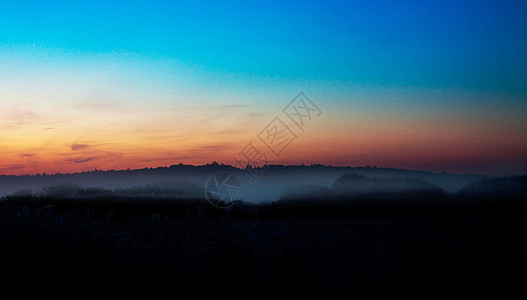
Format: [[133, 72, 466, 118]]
[[0, 163, 486, 202]]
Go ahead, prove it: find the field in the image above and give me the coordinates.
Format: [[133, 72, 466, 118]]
[[1, 195, 526, 299]]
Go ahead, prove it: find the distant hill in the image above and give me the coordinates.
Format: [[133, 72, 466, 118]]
[[0, 163, 487, 202], [458, 175, 527, 199]]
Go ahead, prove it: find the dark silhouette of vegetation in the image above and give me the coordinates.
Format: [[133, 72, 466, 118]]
[[1, 173, 526, 298], [332, 174, 444, 196], [8, 181, 206, 200], [1, 198, 526, 299], [458, 175, 527, 199], [280, 184, 332, 202]]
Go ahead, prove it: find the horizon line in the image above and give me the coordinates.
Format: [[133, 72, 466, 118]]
[[0, 162, 496, 178]]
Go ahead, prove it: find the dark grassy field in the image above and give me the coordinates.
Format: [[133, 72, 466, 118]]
[[1, 194, 526, 299]]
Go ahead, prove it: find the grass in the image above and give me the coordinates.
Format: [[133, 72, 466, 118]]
[[1, 194, 527, 299]]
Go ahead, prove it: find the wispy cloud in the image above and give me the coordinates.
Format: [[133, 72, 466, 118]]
[[141, 143, 235, 163], [1, 107, 40, 129], [214, 104, 252, 109], [74, 100, 118, 111], [0, 164, 26, 172], [61, 150, 123, 165], [66, 156, 100, 164], [71, 143, 94, 151], [246, 112, 262, 118]]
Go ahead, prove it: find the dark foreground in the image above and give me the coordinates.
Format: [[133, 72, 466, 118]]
[[1, 198, 526, 299]]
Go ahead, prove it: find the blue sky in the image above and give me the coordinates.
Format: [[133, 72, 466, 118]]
[[2, 0, 526, 93]]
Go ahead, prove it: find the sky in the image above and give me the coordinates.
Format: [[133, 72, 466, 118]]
[[1, 0, 526, 176]]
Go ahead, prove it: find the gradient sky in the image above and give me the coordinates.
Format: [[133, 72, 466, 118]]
[[1, 0, 527, 176]]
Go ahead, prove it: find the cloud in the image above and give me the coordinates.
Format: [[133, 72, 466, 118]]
[[74, 100, 117, 111], [1, 107, 41, 129], [213, 128, 246, 135], [246, 113, 262, 118], [71, 143, 94, 151], [215, 104, 252, 109], [0, 164, 26, 172], [141, 143, 235, 163], [193, 143, 234, 152], [21, 153, 35, 158], [66, 156, 101, 164], [62, 149, 123, 165]]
